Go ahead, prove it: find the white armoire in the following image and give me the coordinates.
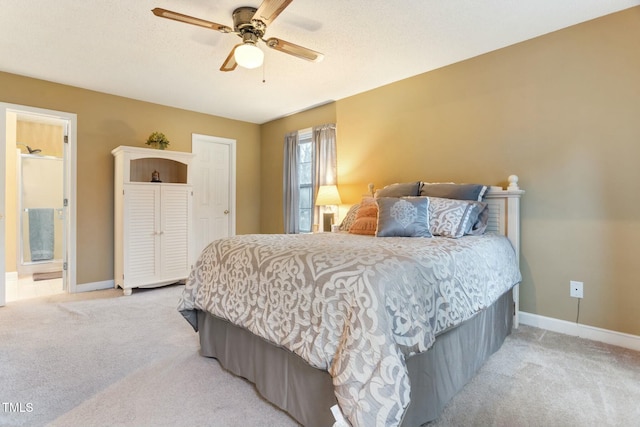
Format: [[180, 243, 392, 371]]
[[112, 145, 194, 295]]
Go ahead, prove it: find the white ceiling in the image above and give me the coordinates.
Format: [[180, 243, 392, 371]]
[[1, 0, 638, 124]]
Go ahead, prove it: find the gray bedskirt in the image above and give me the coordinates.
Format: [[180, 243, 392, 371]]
[[197, 288, 514, 427]]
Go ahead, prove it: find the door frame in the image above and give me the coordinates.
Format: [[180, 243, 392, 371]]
[[1, 102, 77, 306], [191, 133, 236, 262]]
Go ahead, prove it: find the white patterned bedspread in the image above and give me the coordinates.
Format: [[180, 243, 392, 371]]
[[178, 232, 521, 427]]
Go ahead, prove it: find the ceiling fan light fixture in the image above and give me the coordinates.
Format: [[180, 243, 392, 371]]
[[234, 43, 264, 69], [153, 2, 323, 73]]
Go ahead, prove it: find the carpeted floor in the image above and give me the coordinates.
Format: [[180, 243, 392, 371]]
[[1, 284, 639, 427], [426, 323, 640, 426]]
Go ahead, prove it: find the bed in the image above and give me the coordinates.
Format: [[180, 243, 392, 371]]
[[178, 176, 524, 427]]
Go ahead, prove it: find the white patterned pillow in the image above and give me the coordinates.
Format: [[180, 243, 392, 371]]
[[375, 197, 431, 237], [428, 197, 486, 238]]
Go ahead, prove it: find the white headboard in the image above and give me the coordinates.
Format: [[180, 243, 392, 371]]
[[485, 175, 524, 326]]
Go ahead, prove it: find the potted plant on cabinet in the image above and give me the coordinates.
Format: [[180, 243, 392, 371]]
[[146, 131, 170, 150]]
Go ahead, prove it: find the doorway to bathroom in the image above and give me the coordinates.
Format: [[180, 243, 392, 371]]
[[1, 103, 77, 306]]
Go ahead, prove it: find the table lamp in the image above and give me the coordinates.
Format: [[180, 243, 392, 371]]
[[315, 185, 342, 232]]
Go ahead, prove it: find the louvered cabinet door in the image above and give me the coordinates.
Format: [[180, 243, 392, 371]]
[[160, 185, 192, 281], [123, 184, 161, 286]]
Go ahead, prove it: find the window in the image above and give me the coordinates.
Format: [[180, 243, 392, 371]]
[[297, 130, 313, 233], [283, 124, 336, 234]]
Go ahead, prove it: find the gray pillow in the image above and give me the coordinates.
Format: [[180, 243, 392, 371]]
[[419, 183, 488, 201], [374, 182, 420, 198], [376, 197, 431, 237], [428, 197, 483, 238], [466, 202, 489, 235]]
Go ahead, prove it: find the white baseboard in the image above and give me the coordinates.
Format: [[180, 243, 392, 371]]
[[74, 280, 114, 293], [519, 311, 640, 352]]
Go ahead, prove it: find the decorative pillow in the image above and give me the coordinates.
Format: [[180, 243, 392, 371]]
[[419, 183, 488, 201], [467, 202, 489, 235], [374, 182, 420, 198], [376, 197, 431, 237], [348, 197, 378, 235], [339, 203, 360, 232], [428, 197, 485, 238]]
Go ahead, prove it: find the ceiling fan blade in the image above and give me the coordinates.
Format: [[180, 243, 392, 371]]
[[152, 8, 232, 33], [265, 37, 324, 62], [220, 45, 240, 72], [252, 0, 293, 26]]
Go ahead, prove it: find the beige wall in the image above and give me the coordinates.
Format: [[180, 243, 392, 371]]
[[1, 71, 261, 285], [261, 8, 640, 336]]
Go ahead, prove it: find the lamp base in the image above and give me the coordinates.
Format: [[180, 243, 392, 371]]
[[322, 213, 334, 232]]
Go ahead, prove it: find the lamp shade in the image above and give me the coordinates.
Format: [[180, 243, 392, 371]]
[[315, 185, 342, 206], [234, 43, 264, 69]]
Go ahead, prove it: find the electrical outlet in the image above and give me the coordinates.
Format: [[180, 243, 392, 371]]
[[570, 280, 584, 299]]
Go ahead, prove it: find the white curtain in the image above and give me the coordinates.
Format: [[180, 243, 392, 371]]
[[282, 131, 299, 233], [313, 124, 337, 226]]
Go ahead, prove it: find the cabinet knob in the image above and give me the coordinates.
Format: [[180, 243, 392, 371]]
[[224, 210, 229, 215]]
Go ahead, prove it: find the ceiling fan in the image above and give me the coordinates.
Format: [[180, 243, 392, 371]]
[[152, 0, 324, 72]]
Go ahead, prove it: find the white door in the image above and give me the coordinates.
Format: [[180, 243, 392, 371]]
[[191, 134, 236, 262], [1, 103, 77, 306]]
